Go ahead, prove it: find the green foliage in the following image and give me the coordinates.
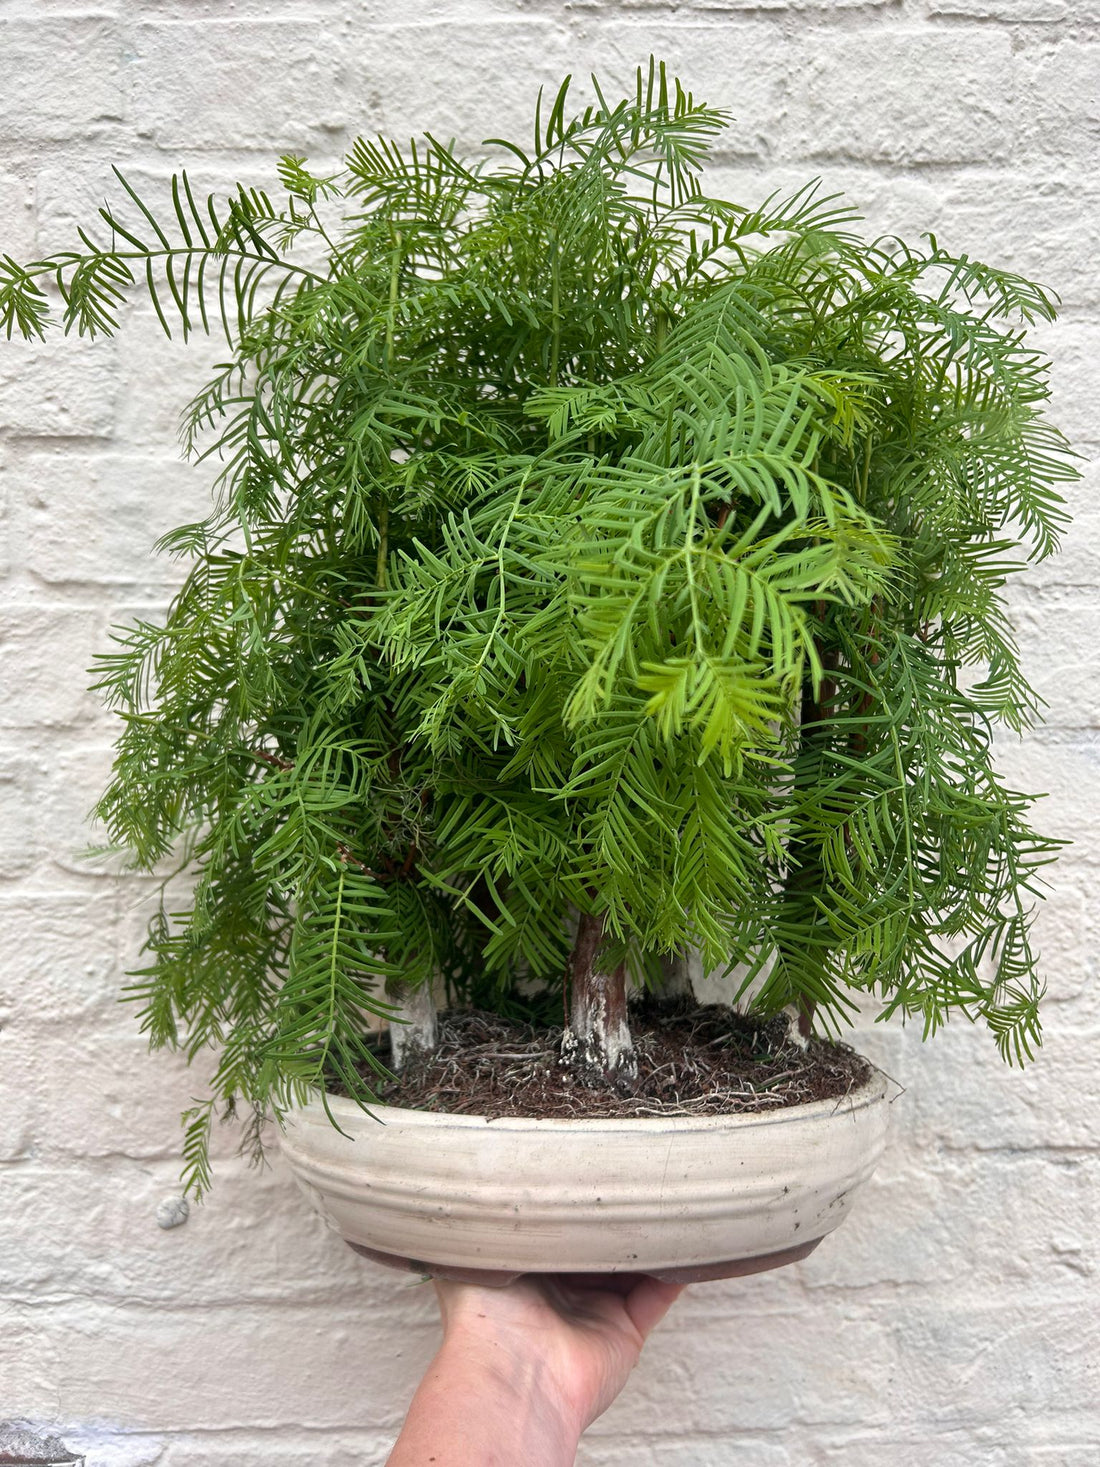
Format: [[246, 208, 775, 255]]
[[6, 60, 1077, 1191]]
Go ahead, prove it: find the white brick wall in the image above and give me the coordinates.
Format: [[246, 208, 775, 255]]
[[1, 3, 1097, 1463]]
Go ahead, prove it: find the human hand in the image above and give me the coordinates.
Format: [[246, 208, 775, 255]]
[[434, 1272, 685, 1436], [387, 1272, 683, 1466]]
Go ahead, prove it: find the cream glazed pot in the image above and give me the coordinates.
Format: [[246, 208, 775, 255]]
[[278, 1067, 892, 1283]]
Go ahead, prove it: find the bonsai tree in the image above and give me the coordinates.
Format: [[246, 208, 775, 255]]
[[2, 62, 1076, 1194]]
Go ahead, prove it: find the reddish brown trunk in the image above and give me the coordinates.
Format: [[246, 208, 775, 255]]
[[562, 910, 638, 1091]]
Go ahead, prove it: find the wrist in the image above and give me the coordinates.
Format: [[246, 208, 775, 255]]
[[440, 1328, 586, 1451], [388, 1329, 583, 1467]]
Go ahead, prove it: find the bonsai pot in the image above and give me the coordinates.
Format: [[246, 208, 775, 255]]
[[278, 1065, 891, 1284]]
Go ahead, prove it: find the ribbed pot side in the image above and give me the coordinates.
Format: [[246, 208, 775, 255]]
[[277, 1068, 891, 1284]]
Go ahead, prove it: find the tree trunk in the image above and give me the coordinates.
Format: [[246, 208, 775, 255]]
[[386, 976, 438, 1071], [781, 622, 840, 1042], [561, 911, 638, 1091], [660, 949, 696, 1003]]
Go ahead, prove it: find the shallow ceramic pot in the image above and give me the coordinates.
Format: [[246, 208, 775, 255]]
[[278, 1066, 891, 1284]]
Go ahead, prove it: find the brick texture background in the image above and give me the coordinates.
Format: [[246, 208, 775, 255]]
[[1, 2, 1098, 1463]]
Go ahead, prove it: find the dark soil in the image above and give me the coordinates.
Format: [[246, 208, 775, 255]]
[[351, 998, 874, 1119]]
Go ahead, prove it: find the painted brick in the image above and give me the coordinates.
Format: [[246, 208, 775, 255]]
[[929, 0, 1067, 16], [581, 1301, 903, 1436], [896, 1300, 1100, 1425], [814, 1441, 1020, 1467], [0, 333, 120, 438], [796, 167, 948, 247], [0, 605, 103, 728], [0, 751, 46, 877], [927, 174, 1100, 313], [1031, 318, 1100, 447], [1020, 41, 1100, 162], [685, 161, 942, 247], [53, 1426, 165, 1467], [1023, 1450, 1100, 1466], [0, 443, 11, 583], [1016, 596, 1100, 727], [109, 307, 244, 450], [131, 20, 349, 151], [0, 167, 36, 260], [34, 159, 266, 256], [0, 1153, 379, 1307], [0, 893, 120, 1022], [799, 1146, 969, 1292], [902, 1018, 1100, 1153], [341, 21, 573, 151], [12, 1298, 437, 1430], [10, 738, 123, 886], [31, 163, 290, 427], [696, 163, 1094, 313], [0, 732, 116, 885], [341, 0, 542, 23], [154, 1435, 397, 1467], [0, 1304, 60, 1417], [1, 1015, 194, 1160], [625, 0, 892, 7], [123, 0, 340, 12], [580, 1440, 791, 1467], [1018, 867, 1093, 1010], [33, 161, 153, 257], [0, 1061, 37, 1162], [1014, 452, 1100, 590], [812, 1149, 1098, 1292], [584, 27, 789, 162], [994, 731, 1100, 864], [0, 20, 125, 143], [785, 31, 1017, 166], [12, 450, 211, 587]]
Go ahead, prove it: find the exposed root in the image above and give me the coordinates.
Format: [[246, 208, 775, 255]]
[[353, 1001, 872, 1120]]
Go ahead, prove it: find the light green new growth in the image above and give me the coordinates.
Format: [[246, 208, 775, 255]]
[[2, 62, 1077, 1194]]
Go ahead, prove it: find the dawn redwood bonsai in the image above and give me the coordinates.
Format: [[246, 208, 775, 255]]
[[3, 63, 1076, 1195]]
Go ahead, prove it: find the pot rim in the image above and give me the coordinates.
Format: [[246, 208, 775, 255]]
[[291, 1061, 891, 1134]]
